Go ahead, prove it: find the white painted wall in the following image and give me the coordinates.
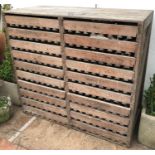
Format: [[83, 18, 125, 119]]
[[1, 0, 155, 89]]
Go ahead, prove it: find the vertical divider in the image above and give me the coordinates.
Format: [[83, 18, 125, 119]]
[[58, 17, 71, 127]]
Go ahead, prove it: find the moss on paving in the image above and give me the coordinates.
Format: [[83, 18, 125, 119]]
[[0, 97, 11, 123]]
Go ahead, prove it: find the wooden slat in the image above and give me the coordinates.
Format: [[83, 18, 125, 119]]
[[70, 102, 129, 125], [5, 15, 59, 28], [8, 27, 60, 42], [64, 34, 137, 52], [4, 6, 152, 23], [10, 40, 61, 56], [67, 71, 133, 93], [14, 60, 63, 78], [22, 97, 67, 116], [70, 111, 128, 134], [16, 70, 64, 88], [12, 50, 63, 67], [64, 20, 138, 37], [65, 47, 135, 67], [66, 60, 134, 81], [23, 105, 68, 124], [20, 89, 66, 108], [68, 82, 131, 104], [68, 93, 130, 116], [72, 120, 128, 143], [18, 80, 65, 99]]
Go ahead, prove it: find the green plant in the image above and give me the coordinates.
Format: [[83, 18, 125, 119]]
[[144, 74, 155, 116], [0, 96, 12, 123], [0, 96, 8, 107], [0, 47, 13, 82], [0, 4, 14, 82], [2, 4, 13, 11]]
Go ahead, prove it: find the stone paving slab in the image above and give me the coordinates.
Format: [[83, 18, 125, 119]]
[[0, 138, 25, 150], [0, 106, 150, 150], [13, 118, 149, 150], [0, 106, 31, 140]]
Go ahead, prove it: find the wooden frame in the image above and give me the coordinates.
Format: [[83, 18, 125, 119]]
[[4, 7, 153, 147]]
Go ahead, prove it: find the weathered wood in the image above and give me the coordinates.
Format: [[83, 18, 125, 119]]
[[70, 102, 129, 125], [68, 93, 130, 116], [18, 80, 65, 99], [4, 7, 153, 147], [22, 97, 67, 116], [72, 120, 128, 143], [14, 60, 63, 78], [66, 60, 134, 81], [65, 47, 136, 67], [58, 17, 71, 126], [8, 27, 60, 42], [128, 20, 153, 146], [5, 15, 59, 28], [12, 50, 63, 67], [68, 82, 131, 104], [64, 20, 138, 37], [23, 105, 68, 124], [64, 34, 138, 52], [10, 40, 61, 56], [20, 89, 66, 108], [70, 111, 128, 134], [67, 71, 133, 93], [16, 70, 64, 88], [5, 6, 153, 23]]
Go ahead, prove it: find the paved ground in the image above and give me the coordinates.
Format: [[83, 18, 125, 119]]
[[0, 106, 149, 150], [0, 138, 24, 150]]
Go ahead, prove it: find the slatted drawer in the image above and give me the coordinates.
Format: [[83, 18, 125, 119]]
[[63, 19, 138, 145], [6, 15, 67, 124]]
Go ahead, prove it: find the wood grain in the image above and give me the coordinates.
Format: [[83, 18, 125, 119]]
[[68, 93, 130, 116], [66, 60, 134, 81], [67, 71, 133, 93], [12, 50, 63, 67], [5, 6, 153, 23], [72, 120, 128, 143], [14, 60, 63, 78], [70, 111, 128, 134], [20, 89, 66, 108], [68, 82, 131, 104], [5, 15, 59, 28], [23, 105, 68, 124], [70, 102, 129, 125], [8, 27, 60, 42], [16, 70, 64, 88], [18, 80, 65, 99], [65, 34, 138, 52], [65, 47, 136, 67], [64, 20, 138, 37], [10, 40, 61, 56], [22, 97, 67, 116]]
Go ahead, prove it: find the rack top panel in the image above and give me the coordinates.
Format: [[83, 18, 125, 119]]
[[5, 6, 153, 23]]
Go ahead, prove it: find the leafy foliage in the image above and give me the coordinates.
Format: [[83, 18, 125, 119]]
[[0, 4, 14, 82], [0, 96, 8, 107], [2, 4, 13, 11], [144, 74, 155, 116], [0, 96, 11, 123], [0, 48, 13, 82]]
